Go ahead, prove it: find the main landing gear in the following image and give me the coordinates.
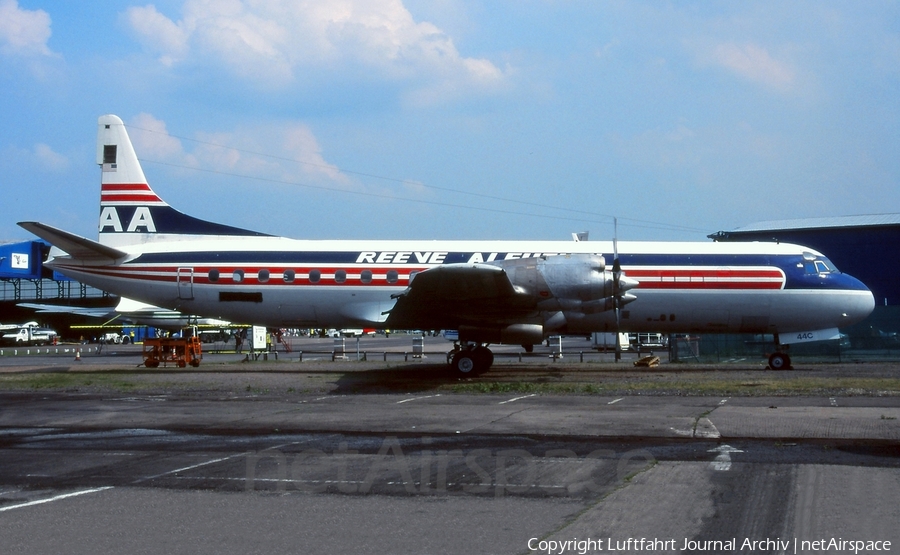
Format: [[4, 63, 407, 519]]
[[768, 334, 793, 370], [448, 344, 494, 376]]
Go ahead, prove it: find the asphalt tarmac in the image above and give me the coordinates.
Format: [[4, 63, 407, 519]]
[[0, 341, 898, 554]]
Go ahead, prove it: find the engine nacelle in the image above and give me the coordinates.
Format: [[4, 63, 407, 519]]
[[538, 254, 613, 301], [493, 254, 637, 313], [495, 254, 606, 299]]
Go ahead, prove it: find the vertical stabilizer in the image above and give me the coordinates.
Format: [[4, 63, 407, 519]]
[[97, 115, 151, 189], [95, 115, 269, 247]]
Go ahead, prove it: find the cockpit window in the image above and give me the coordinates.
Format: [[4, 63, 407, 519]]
[[801, 256, 839, 275]]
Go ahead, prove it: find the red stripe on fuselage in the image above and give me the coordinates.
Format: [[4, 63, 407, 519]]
[[54, 265, 422, 286], [623, 267, 784, 290], [56, 264, 786, 290]]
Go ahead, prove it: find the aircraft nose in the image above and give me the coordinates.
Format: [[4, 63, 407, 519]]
[[847, 290, 875, 325], [839, 276, 875, 326]]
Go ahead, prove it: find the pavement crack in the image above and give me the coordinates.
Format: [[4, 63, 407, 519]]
[[692, 405, 722, 438]]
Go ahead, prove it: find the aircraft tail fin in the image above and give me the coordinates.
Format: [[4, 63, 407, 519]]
[[96, 115, 269, 247]]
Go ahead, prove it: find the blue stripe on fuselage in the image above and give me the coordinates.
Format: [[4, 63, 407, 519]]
[[134, 251, 790, 265], [128, 251, 871, 292]]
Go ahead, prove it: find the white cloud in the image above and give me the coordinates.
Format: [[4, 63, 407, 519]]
[[281, 125, 348, 184], [125, 5, 189, 66], [129, 113, 186, 161], [709, 42, 796, 92], [609, 120, 788, 192], [0, 142, 68, 175], [125, 113, 352, 189], [0, 0, 53, 57], [33, 143, 68, 171], [123, 0, 506, 97]]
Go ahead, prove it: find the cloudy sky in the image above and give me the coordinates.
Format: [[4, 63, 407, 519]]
[[1, 0, 898, 243]]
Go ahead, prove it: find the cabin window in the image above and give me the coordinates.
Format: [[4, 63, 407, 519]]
[[335, 270, 347, 284], [208, 269, 220, 282], [386, 270, 399, 284], [309, 269, 321, 283], [360, 269, 373, 284], [258, 269, 270, 283], [233, 269, 244, 283], [283, 270, 295, 283]]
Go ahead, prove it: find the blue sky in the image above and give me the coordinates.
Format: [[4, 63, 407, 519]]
[[1, 0, 898, 243]]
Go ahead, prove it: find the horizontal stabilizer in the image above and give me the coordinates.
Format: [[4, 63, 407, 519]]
[[17, 302, 114, 317], [18, 221, 127, 263]]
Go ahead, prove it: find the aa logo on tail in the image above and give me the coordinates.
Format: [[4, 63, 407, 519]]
[[99, 206, 157, 233]]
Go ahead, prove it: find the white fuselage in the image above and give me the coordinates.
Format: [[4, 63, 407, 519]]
[[45, 235, 875, 337]]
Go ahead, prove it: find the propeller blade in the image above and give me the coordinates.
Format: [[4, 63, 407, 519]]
[[613, 217, 621, 361]]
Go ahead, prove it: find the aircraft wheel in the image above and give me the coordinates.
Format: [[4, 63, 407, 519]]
[[190, 359, 200, 367], [768, 352, 792, 370], [451, 351, 477, 375], [145, 359, 159, 368], [522, 344, 534, 353]]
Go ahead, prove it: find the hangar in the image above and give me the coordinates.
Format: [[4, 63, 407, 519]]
[[0, 240, 113, 334]]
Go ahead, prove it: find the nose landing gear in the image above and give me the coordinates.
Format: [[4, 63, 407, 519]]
[[768, 334, 793, 370], [767, 351, 792, 370]]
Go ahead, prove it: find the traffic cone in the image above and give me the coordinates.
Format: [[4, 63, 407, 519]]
[[75, 348, 81, 361]]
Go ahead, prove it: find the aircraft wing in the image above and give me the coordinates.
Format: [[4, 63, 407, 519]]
[[385, 263, 536, 329]]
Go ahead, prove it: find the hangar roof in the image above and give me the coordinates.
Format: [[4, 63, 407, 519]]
[[729, 213, 900, 233]]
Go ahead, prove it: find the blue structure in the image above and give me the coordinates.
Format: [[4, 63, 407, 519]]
[[0, 241, 44, 280]]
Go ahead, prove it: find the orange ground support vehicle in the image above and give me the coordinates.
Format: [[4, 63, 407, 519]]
[[142, 336, 202, 368]]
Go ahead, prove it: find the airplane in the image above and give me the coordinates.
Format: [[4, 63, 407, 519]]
[[18, 115, 875, 374], [18, 296, 232, 331]]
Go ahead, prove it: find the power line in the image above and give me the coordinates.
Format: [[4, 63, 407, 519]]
[[140, 158, 689, 232], [127, 123, 710, 235]]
